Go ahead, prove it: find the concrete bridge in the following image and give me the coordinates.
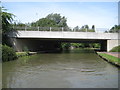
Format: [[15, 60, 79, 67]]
[[8, 30, 119, 52]]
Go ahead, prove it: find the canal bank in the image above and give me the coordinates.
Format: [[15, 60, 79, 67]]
[[97, 52, 120, 67]]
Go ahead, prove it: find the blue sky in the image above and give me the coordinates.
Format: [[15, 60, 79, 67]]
[[2, 2, 118, 29]]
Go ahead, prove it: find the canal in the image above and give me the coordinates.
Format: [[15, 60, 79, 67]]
[[2, 49, 119, 88]]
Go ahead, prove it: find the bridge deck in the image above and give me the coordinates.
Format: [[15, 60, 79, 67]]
[[9, 31, 119, 40]]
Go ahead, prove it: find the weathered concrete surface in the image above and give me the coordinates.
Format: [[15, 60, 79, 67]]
[[10, 38, 62, 52], [107, 40, 120, 52], [8, 31, 120, 52], [9, 31, 119, 40]]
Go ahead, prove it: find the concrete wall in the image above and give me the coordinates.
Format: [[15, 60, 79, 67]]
[[9, 31, 119, 40], [107, 40, 120, 52]]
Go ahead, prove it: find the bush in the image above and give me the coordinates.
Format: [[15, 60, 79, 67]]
[[2, 45, 17, 62], [110, 45, 120, 52]]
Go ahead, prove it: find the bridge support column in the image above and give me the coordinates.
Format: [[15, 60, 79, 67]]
[[107, 40, 119, 52]]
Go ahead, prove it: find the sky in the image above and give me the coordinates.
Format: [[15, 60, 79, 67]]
[[1, 1, 119, 30]]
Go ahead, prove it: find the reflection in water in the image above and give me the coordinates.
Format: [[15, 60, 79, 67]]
[[3, 49, 118, 88]]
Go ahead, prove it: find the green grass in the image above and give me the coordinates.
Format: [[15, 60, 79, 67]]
[[98, 53, 120, 66], [110, 45, 120, 52], [16, 52, 29, 57]]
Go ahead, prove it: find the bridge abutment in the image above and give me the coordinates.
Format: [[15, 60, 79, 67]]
[[107, 40, 119, 52]]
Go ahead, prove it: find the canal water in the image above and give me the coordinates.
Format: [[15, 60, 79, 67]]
[[2, 49, 119, 88]]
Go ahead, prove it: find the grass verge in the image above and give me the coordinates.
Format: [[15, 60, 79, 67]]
[[16, 52, 29, 57], [97, 53, 120, 67]]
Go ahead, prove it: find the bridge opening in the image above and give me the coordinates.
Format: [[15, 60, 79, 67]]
[[10, 38, 107, 53]]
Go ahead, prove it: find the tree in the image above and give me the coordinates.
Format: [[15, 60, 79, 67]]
[[2, 7, 15, 34], [31, 13, 68, 31], [84, 25, 89, 30], [92, 25, 95, 30], [32, 18, 56, 27], [2, 7, 15, 46], [109, 25, 120, 33], [73, 26, 79, 31], [46, 13, 67, 27]]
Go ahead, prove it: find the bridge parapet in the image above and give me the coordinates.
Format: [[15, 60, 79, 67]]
[[9, 31, 119, 40], [12, 26, 112, 33]]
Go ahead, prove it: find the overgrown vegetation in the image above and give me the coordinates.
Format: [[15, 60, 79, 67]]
[[110, 45, 120, 52], [2, 45, 17, 62], [16, 52, 29, 57], [109, 25, 120, 33], [2, 7, 17, 62], [61, 43, 100, 50]]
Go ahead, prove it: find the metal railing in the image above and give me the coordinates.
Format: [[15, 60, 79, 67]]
[[12, 26, 72, 31], [12, 26, 120, 33]]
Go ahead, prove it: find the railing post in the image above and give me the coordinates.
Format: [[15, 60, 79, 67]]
[[86, 28, 87, 32], [62, 27, 63, 32], [38, 26, 39, 31], [50, 27, 51, 31], [25, 26, 27, 31]]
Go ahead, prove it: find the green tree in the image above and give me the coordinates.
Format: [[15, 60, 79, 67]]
[[109, 25, 120, 33], [2, 7, 15, 34], [84, 25, 89, 30], [46, 13, 67, 27], [73, 26, 79, 31], [92, 25, 95, 30], [2, 7, 15, 46], [32, 18, 56, 27]]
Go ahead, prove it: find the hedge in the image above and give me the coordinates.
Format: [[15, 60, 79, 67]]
[[2, 45, 17, 62]]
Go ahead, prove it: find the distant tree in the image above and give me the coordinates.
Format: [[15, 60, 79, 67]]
[[31, 18, 56, 27], [46, 13, 67, 27], [109, 25, 120, 33], [81, 26, 84, 29], [73, 26, 79, 31], [84, 25, 89, 30], [92, 25, 95, 30]]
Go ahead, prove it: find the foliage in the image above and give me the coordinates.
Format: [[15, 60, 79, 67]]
[[23, 46, 29, 55], [2, 45, 17, 62], [16, 52, 29, 57], [109, 25, 120, 33], [61, 43, 100, 50], [73, 25, 95, 32], [2, 7, 15, 34], [46, 13, 67, 27], [61, 43, 71, 50], [2, 7, 15, 46], [31, 13, 68, 28], [92, 25, 95, 30], [110, 45, 120, 52]]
